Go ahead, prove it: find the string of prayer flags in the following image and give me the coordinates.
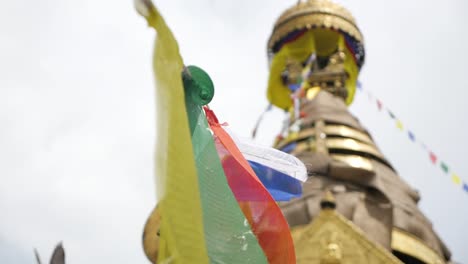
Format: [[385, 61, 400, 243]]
[[357, 82, 468, 195], [421, 143, 428, 151]]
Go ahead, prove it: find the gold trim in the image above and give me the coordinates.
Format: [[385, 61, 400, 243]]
[[276, 125, 373, 150], [326, 138, 384, 160], [325, 125, 373, 145], [330, 154, 373, 172], [293, 209, 402, 263], [276, 128, 315, 150], [392, 228, 446, 264], [268, 0, 363, 50], [290, 138, 385, 161]]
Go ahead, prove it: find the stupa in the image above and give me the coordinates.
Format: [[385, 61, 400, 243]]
[[267, 0, 451, 263]]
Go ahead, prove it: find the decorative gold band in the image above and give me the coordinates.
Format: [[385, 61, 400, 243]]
[[330, 154, 374, 172], [392, 228, 446, 264], [290, 137, 385, 162], [276, 125, 373, 150], [269, 13, 363, 51]]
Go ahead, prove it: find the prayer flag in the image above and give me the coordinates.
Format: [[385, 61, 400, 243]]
[[408, 131, 415, 142], [396, 120, 404, 130], [376, 99, 382, 111], [440, 162, 449, 174], [429, 151, 437, 164], [452, 174, 462, 185]]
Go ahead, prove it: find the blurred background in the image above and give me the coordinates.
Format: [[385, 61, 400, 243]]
[[1, 0, 467, 263]]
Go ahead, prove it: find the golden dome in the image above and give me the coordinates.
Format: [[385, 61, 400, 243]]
[[268, 0, 363, 53]]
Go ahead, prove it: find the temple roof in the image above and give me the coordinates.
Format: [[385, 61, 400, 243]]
[[291, 192, 403, 264]]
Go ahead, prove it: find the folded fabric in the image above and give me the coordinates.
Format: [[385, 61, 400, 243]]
[[248, 160, 303, 201], [227, 129, 307, 182]]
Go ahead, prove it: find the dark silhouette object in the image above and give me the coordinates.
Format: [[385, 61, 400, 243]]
[[34, 242, 65, 264]]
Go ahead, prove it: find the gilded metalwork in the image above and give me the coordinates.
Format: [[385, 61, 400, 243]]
[[276, 124, 373, 150], [324, 125, 373, 145], [292, 195, 402, 264], [330, 154, 374, 172], [307, 50, 349, 101], [268, 0, 363, 51], [326, 138, 385, 160], [143, 205, 161, 263], [290, 137, 386, 161], [392, 228, 446, 264]]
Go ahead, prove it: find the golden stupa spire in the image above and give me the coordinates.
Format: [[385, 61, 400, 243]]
[[268, 0, 363, 53], [265, 0, 366, 108], [267, 1, 452, 263]]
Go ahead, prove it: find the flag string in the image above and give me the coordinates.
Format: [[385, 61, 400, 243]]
[[356, 82, 468, 194]]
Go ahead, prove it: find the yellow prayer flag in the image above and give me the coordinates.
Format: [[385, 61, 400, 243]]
[[452, 173, 462, 185], [396, 120, 404, 131], [136, 1, 210, 263]]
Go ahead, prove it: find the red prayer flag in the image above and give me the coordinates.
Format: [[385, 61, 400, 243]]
[[429, 151, 437, 164], [376, 99, 382, 111]]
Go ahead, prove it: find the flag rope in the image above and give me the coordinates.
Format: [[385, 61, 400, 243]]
[[356, 82, 468, 194]]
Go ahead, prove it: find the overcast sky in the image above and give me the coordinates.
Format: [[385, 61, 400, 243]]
[[1, 0, 467, 263]]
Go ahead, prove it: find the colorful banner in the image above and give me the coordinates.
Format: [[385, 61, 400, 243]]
[[137, 3, 209, 262], [184, 66, 268, 263], [205, 106, 296, 264], [137, 1, 294, 263]]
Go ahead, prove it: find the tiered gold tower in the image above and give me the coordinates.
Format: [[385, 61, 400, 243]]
[[267, 0, 451, 263]]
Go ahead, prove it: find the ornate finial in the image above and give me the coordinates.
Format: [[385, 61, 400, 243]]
[[265, 0, 365, 108], [320, 190, 336, 209], [182, 65, 215, 106], [268, 0, 364, 57]]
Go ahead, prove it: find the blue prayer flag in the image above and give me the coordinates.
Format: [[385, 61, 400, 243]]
[[249, 161, 303, 201]]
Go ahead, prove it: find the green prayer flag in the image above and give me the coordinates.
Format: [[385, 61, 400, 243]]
[[440, 162, 449, 174]]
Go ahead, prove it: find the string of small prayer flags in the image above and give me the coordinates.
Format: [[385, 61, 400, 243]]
[[357, 82, 468, 194]]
